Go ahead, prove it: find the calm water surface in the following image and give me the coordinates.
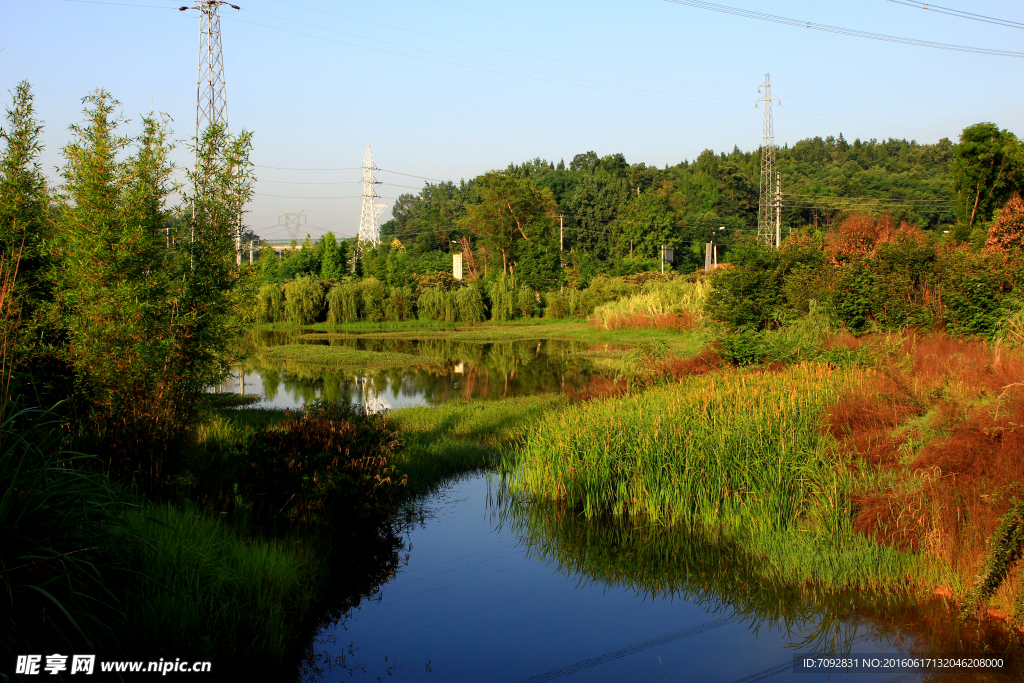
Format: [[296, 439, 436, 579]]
[[299, 474, 1019, 683], [219, 332, 600, 410]]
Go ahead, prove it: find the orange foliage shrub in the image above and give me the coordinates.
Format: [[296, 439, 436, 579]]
[[986, 194, 1024, 254]]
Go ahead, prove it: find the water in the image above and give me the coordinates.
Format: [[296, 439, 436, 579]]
[[301, 474, 1020, 683], [218, 333, 602, 411]]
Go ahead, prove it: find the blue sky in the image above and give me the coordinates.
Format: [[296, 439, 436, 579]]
[[4, 0, 1023, 240]]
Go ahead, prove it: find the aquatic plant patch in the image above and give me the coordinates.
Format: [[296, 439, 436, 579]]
[[508, 363, 868, 531]]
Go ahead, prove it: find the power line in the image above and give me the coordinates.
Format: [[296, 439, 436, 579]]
[[258, 179, 425, 190], [254, 164, 362, 171], [60, 0, 177, 7], [236, 6, 755, 110], [260, 0, 972, 125], [887, 0, 1024, 30], [663, 0, 1024, 58]]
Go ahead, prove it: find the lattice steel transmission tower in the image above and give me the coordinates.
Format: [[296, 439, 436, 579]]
[[182, 1, 238, 140], [182, 2, 241, 262], [756, 74, 781, 247], [356, 145, 387, 253], [279, 212, 307, 241]]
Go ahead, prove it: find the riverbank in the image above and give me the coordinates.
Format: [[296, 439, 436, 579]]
[[501, 330, 1024, 633]]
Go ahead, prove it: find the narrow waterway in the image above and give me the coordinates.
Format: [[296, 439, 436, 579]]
[[299, 474, 1018, 683]]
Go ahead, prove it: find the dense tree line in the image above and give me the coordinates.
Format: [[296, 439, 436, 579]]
[[363, 124, 1022, 290]]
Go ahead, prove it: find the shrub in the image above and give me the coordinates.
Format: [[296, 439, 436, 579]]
[[542, 290, 568, 319], [256, 283, 284, 323], [359, 277, 388, 322], [487, 274, 516, 321], [283, 274, 325, 324], [516, 285, 536, 318], [718, 326, 769, 366], [237, 402, 405, 529], [384, 285, 415, 322], [456, 285, 486, 323], [418, 286, 456, 322], [326, 282, 360, 324]]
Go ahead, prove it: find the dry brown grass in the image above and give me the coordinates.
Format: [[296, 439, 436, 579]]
[[587, 311, 695, 332], [826, 331, 1024, 618]]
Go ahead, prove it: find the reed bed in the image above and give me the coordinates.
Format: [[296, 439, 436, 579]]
[[507, 363, 869, 532], [589, 279, 710, 330]]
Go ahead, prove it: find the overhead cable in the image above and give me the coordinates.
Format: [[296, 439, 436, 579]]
[[663, 0, 1024, 58]]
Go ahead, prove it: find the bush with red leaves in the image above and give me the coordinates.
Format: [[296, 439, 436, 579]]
[[238, 402, 406, 529]]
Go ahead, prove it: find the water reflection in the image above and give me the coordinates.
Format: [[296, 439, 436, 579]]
[[492, 490, 1024, 680], [221, 332, 598, 410]]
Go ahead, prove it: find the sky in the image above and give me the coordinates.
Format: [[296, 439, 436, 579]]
[[4, 0, 1023, 242]]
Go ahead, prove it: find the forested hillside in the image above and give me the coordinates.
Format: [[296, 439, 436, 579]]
[[348, 126, 1014, 288]]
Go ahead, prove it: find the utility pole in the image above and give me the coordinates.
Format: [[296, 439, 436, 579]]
[[706, 225, 726, 272], [182, 1, 241, 264], [355, 145, 387, 271], [775, 170, 782, 249], [558, 214, 564, 252], [756, 73, 781, 248]]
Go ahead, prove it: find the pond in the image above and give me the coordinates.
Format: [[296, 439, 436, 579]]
[[299, 473, 1021, 683], [217, 331, 603, 410]]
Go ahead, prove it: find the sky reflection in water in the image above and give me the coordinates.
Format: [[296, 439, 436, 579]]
[[301, 474, 1021, 683]]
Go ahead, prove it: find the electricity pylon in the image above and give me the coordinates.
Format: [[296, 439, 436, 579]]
[[356, 145, 387, 254], [181, 1, 238, 138], [756, 73, 781, 248], [279, 211, 307, 242], [182, 1, 241, 261]]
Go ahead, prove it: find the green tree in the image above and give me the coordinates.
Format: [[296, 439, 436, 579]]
[[0, 81, 49, 326], [461, 172, 557, 277], [51, 91, 178, 470], [952, 123, 1022, 231], [613, 191, 674, 259], [319, 230, 347, 281]]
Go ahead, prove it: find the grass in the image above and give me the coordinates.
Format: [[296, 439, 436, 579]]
[[299, 318, 706, 348], [502, 362, 930, 593], [119, 503, 322, 671], [387, 394, 567, 496], [507, 363, 865, 526]]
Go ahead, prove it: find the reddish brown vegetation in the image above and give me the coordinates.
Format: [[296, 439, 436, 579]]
[[825, 214, 925, 265], [830, 333, 1024, 580], [986, 194, 1024, 254]]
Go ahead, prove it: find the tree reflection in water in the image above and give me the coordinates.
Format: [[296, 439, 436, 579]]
[[236, 332, 597, 410]]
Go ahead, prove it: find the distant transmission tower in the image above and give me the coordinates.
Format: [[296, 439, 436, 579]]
[[279, 211, 307, 241], [756, 73, 781, 248], [356, 145, 387, 254]]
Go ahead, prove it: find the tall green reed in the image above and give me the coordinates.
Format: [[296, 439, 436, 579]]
[[507, 364, 868, 532]]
